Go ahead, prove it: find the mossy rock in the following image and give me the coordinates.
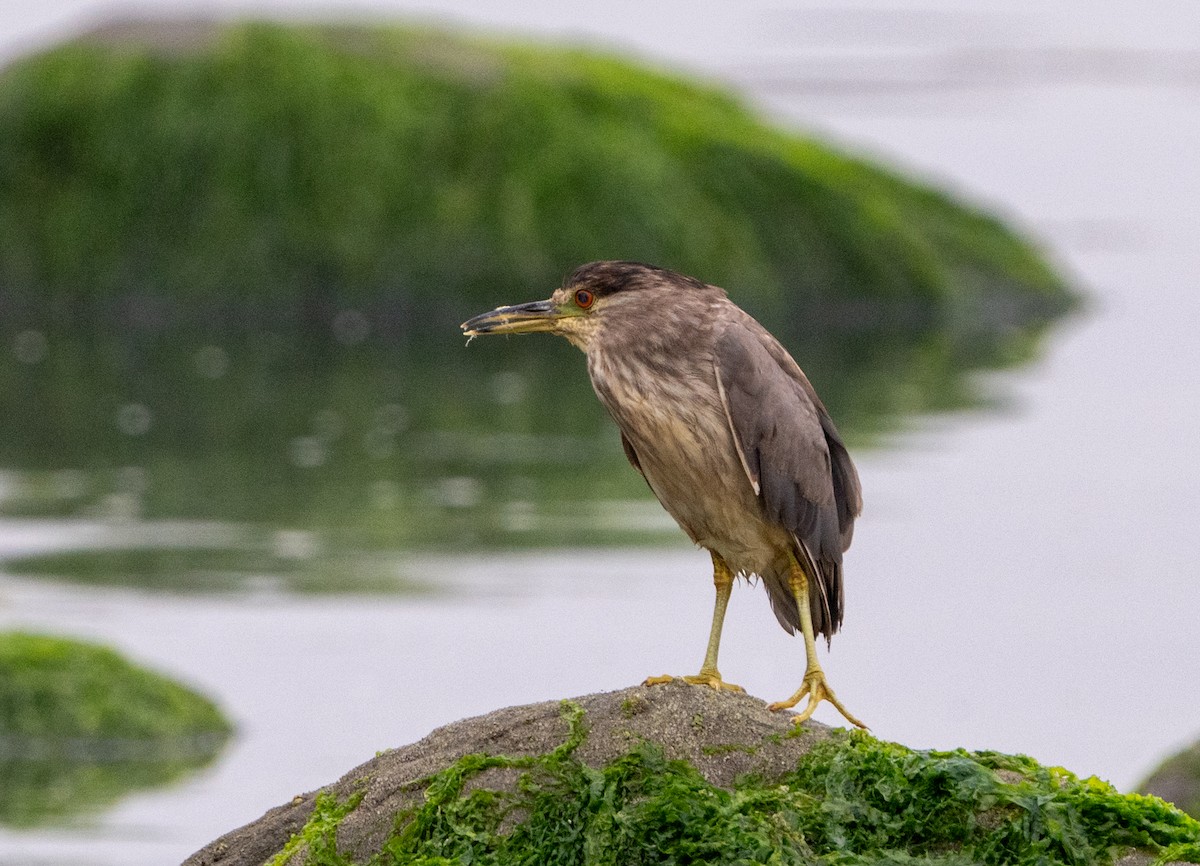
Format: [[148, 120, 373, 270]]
[[0, 631, 232, 826], [1141, 738, 1200, 820], [0, 631, 231, 742], [0, 18, 1072, 341], [185, 684, 1200, 866]]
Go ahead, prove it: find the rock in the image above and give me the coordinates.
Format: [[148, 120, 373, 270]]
[[183, 683, 831, 866], [184, 683, 1200, 866], [1141, 738, 1200, 820]]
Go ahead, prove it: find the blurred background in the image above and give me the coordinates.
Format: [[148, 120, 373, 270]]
[[0, 1, 1197, 863]]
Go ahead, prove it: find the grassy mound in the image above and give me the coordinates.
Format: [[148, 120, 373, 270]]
[[0, 631, 230, 741], [274, 702, 1200, 866], [0, 631, 232, 826], [0, 20, 1071, 338]]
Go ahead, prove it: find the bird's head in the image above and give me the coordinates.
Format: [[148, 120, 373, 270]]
[[460, 261, 711, 352]]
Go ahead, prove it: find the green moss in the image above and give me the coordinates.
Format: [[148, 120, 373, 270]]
[[0, 631, 232, 827], [0, 631, 231, 740], [1161, 842, 1200, 864], [270, 789, 366, 866], [788, 738, 1200, 865], [619, 696, 642, 719], [0, 21, 1072, 334], [280, 704, 1200, 866]]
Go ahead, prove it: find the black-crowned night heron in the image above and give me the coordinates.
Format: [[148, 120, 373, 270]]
[[461, 261, 864, 727]]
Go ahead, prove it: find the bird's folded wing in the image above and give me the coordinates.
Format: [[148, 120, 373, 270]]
[[712, 318, 850, 562]]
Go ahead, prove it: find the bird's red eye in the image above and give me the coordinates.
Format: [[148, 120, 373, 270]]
[[574, 289, 595, 309]]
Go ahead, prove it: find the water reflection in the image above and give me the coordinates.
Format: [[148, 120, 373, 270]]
[[0, 737, 227, 828], [0, 305, 1063, 591]]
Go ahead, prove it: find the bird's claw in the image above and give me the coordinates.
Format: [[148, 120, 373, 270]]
[[768, 669, 867, 729], [643, 672, 745, 693]]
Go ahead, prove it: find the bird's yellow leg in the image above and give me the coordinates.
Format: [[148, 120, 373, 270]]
[[767, 556, 867, 728], [644, 552, 744, 692]]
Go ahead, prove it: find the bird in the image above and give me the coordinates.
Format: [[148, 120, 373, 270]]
[[461, 261, 864, 728]]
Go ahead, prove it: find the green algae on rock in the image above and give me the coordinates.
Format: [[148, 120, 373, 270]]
[[0, 631, 232, 826], [284, 735, 1200, 866], [0, 19, 1072, 337], [0, 631, 230, 741], [185, 686, 1199, 866]]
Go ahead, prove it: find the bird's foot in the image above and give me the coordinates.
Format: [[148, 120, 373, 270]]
[[683, 671, 745, 692], [642, 674, 675, 687], [643, 672, 744, 693], [768, 669, 867, 729]]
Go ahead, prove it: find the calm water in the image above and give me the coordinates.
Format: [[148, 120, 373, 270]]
[[2, 2, 1200, 864]]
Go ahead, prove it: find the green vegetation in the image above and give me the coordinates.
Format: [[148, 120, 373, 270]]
[[0, 632, 231, 826], [0, 21, 1071, 330], [0, 631, 230, 739], [273, 703, 1200, 865], [271, 789, 367, 866]]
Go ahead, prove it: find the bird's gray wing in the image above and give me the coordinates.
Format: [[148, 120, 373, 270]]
[[758, 334, 862, 553], [713, 317, 861, 638]]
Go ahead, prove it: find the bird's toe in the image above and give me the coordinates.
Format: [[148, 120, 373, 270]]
[[642, 674, 675, 687], [642, 672, 744, 693], [642, 671, 744, 692], [682, 672, 745, 693], [769, 670, 867, 729]]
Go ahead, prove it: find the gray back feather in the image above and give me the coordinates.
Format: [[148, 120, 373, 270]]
[[713, 317, 862, 640]]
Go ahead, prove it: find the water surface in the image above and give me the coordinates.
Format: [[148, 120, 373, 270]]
[[1, 2, 1199, 864]]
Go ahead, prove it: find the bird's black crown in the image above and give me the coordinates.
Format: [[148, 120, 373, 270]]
[[565, 261, 708, 298]]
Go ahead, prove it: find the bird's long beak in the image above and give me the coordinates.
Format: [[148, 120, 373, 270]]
[[461, 299, 562, 337]]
